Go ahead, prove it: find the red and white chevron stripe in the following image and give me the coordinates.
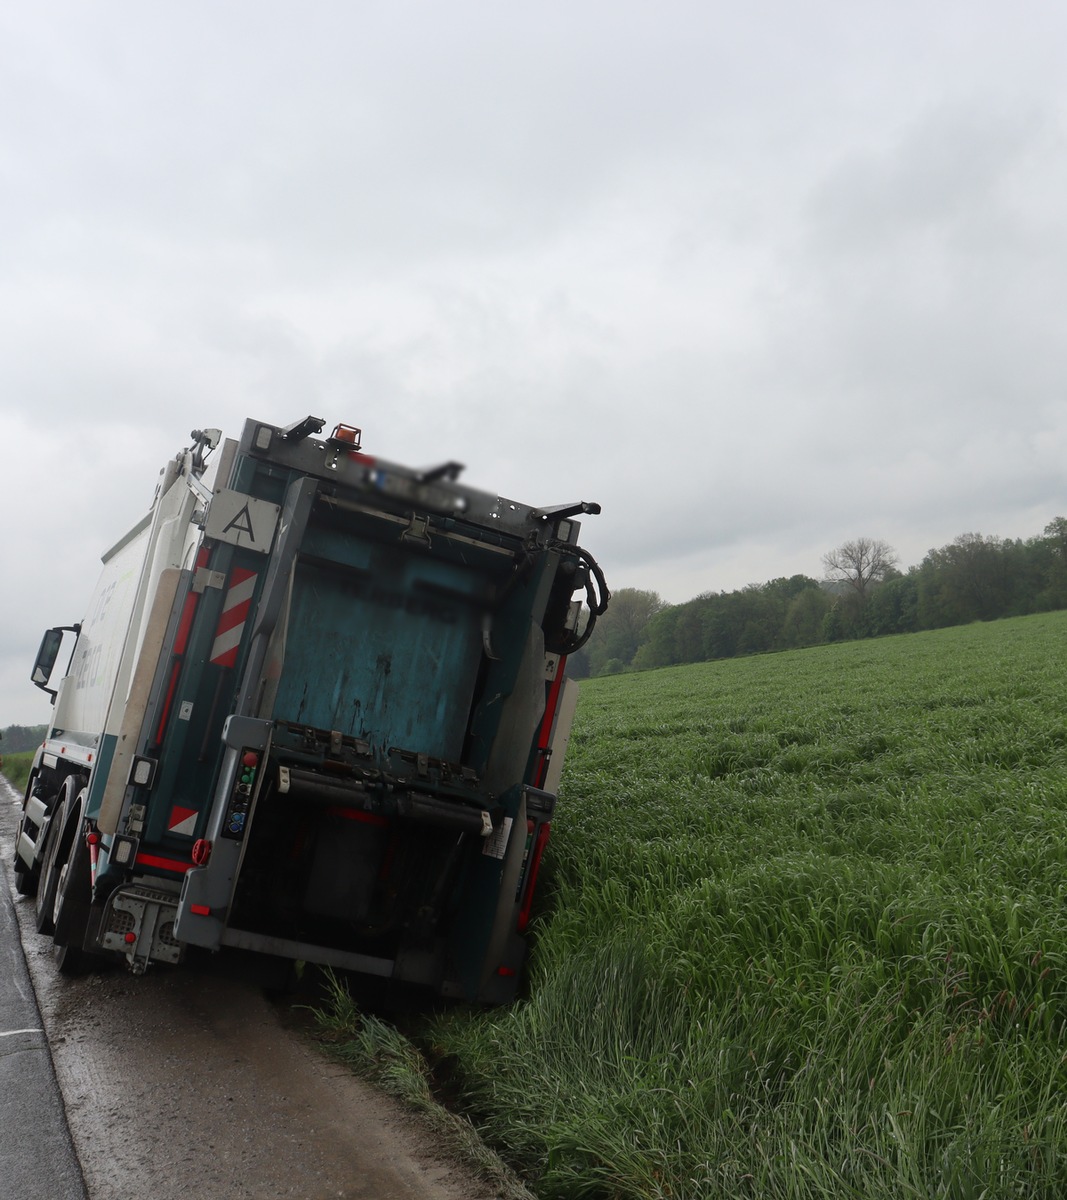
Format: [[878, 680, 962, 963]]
[[210, 567, 257, 667]]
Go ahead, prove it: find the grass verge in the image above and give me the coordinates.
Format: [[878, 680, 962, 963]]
[[1, 750, 33, 794], [425, 613, 1067, 1198], [311, 969, 537, 1200]]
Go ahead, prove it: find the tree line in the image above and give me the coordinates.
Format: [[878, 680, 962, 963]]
[[1, 724, 48, 754], [569, 521, 1067, 678]]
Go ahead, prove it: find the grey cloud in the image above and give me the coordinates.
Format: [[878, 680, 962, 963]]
[[5, 3, 1067, 721]]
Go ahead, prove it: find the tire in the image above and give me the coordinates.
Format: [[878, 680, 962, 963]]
[[52, 940, 85, 975], [34, 776, 82, 936], [52, 824, 93, 976], [34, 809, 64, 936], [260, 957, 303, 998]]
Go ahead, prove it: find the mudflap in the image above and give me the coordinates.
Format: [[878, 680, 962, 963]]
[[445, 786, 530, 1002]]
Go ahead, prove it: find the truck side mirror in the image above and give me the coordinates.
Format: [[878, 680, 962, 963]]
[[31, 626, 78, 701]]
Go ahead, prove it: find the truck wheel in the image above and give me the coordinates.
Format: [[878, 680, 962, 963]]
[[52, 821, 93, 977], [34, 777, 81, 936]]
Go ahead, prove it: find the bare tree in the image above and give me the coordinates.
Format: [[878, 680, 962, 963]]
[[822, 537, 898, 600]]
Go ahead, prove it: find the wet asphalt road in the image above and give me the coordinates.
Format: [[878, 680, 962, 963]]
[[0, 844, 88, 1199]]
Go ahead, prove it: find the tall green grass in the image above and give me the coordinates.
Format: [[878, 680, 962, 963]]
[[1, 750, 33, 793], [430, 613, 1067, 1198]]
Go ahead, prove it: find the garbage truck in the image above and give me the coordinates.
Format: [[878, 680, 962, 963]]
[[15, 416, 607, 1003]]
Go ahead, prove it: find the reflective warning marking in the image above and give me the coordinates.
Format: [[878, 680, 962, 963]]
[[135, 852, 191, 874], [210, 568, 257, 667], [168, 806, 198, 836]]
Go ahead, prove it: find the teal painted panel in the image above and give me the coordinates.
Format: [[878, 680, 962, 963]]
[[273, 546, 486, 762], [85, 733, 117, 821]]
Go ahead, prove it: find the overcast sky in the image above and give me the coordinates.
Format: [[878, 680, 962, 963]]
[[3, 2, 1067, 727]]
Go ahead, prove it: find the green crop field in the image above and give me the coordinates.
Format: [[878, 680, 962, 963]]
[[425, 612, 1067, 1199], [1, 750, 34, 794]]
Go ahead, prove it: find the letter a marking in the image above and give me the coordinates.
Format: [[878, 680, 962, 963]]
[[222, 504, 256, 545], [206, 490, 280, 553]]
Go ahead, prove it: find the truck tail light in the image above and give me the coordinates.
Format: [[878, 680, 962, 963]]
[[131, 756, 158, 787], [331, 424, 362, 448], [112, 835, 139, 866]]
